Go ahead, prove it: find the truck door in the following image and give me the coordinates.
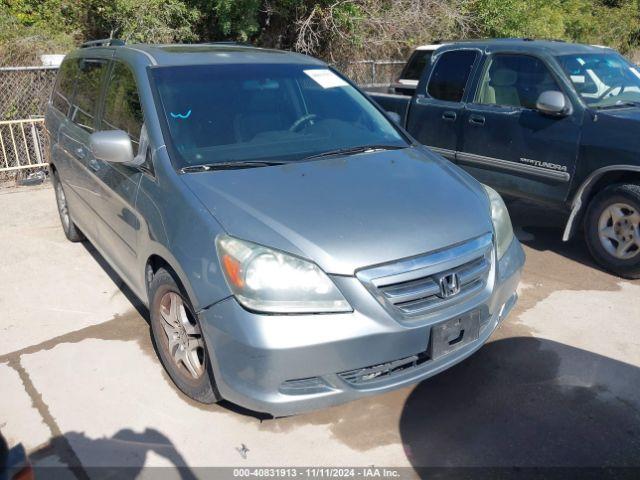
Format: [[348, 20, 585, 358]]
[[459, 53, 581, 204], [407, 49, 480, 161]]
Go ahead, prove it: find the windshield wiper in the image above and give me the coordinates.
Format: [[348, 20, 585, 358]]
[[301, 144, 406, 161], [180, 160, 287, 173]]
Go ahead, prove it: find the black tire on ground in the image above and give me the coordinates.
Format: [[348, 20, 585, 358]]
[[584, 183, 640, 279], [51, 169, 85, 242], [148, 268, 221, 404]]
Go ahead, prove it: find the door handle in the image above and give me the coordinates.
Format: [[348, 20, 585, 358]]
[[469, 114, 486, 126], [74, 147, 87, 159], [88, 158, 100, 172], [442, 111, 457, 122]]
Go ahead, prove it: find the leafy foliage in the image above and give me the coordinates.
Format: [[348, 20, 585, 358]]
[[83, 0, 200, 43], [469, 0, 640, 53], [1, 0, 640, 66]]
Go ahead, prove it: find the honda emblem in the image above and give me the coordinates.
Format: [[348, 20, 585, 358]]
[[438, 272, 461, 298]]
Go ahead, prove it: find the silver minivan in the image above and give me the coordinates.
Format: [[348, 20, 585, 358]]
[[46, 40, 524, 416]]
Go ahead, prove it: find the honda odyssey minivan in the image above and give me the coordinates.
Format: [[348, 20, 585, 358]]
[[45, 39, 524, 416]]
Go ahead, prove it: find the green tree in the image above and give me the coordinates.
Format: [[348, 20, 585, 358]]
[[469, 0, 640, 53], [83, 0, 200, 43]]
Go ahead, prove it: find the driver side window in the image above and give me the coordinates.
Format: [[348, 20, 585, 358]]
[[476, 55, 561, 109]]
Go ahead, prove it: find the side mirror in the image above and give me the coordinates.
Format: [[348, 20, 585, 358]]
[[89, 130, 135, 165], [386, 111, 402, 125], [536, 91, 570, 117]]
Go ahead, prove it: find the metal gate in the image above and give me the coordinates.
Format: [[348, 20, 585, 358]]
[[0, 118, 47, 173], [0, 65, 56, 183]]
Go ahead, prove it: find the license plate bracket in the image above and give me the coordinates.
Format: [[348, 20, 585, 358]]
[[430, 310, 481, 360]]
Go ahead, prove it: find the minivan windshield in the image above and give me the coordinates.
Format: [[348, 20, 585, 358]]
[[557, 52, 640, 109], [152, 63, 408, 168]]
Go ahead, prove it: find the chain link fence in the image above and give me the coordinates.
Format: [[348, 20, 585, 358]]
[[0, 66, 57, 186], [0, 66, 58, 120], [336, 60, 405, 88]]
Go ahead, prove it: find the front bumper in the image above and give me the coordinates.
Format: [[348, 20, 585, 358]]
[[199, 238, 525, 416]]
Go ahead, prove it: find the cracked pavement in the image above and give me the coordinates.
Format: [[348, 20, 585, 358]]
[[1, 184, 639, 477]]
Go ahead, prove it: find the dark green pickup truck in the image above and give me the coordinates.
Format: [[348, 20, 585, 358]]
[[369, 39, 640, 278]]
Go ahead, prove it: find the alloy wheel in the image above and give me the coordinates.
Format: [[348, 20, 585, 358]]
[[597, 202, 640, 260], [55, 180, 70, 231], [159, 291, 205, 379]]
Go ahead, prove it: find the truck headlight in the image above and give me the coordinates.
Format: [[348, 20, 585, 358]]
[[483, 185, 514, 259], [216, 235, 351, 314]]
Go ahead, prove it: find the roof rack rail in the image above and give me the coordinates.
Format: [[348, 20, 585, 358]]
[[433, 38, 483, 44], [80, 38, 126, 49], [203, 41, 252, 46]]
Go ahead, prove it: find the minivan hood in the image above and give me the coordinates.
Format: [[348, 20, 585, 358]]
[[181, 147, 492, 275]]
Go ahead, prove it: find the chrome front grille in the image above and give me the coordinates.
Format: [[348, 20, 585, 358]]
[[357, 233, 493, 317]]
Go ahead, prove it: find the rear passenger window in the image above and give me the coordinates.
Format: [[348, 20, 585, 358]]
[[427, 50, 478, 102], [70, 59, 107, 133], [102, 62, 143, 149], [402, 50, 433, 81], [52, 59, 78, 115]]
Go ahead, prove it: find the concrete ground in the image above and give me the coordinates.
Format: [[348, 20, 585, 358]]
[[1, 183, 639, 477]]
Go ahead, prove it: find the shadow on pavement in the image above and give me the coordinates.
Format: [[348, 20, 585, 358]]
[[506, 199, 607, 274], [31, 428, 197, 480], [81, 242, 149, 322], [399, 336, 640, 469]]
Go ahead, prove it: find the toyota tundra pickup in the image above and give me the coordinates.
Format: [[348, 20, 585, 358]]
[[369, 39, 640, 278]]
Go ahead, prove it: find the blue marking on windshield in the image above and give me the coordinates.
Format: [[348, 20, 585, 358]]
[[170, 109, 192, 119]]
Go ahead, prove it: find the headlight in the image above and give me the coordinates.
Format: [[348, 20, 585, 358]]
[[483, 185, 514, 259], [216, 235, 351, 314]]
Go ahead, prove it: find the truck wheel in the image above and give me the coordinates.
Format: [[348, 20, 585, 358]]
[[584, 183, 640, 279], [52, 170, 85, 242], [149, 268, 221, 404]]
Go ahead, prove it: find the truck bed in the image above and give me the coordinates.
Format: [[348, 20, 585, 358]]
[[366, 92, 410, 125]]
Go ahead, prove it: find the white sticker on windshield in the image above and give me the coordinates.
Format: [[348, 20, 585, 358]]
[[304, 69, 348, 88], [630, 67, 640, 80]]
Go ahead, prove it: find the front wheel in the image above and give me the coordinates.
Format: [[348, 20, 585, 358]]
[[52, 170, 84, 242], [584, 183, 640, 279], [149, 268, 221, 404]]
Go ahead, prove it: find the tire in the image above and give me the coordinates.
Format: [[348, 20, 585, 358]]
[[149, 268, 221, 404], [52, 170, 85, 242], [584, 183, 640, 279]]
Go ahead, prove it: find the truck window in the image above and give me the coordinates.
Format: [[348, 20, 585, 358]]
[[51, 58, 79, 115], [102, 62, 143, 149], [70, 59, 108, 133], [475, 55, 561, 109], [427, 50, 478, 102], [401, 50, 433, 81]]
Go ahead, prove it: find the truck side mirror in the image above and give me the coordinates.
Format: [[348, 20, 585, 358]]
[[90, 130, 135, 165], [386, 111, 402, 124], [536, 91, 570, 117]]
